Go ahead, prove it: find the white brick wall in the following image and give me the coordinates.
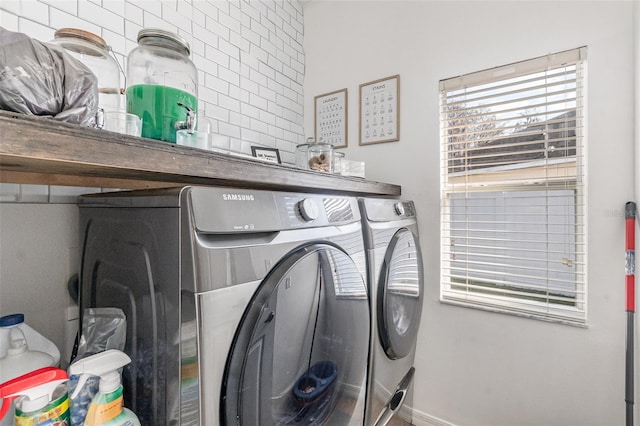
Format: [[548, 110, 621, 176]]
[[0, 0, 305, 202]]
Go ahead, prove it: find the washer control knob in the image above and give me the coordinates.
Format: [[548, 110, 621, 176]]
[[298, 198, 320, 221], [394, 202, 405, 216]]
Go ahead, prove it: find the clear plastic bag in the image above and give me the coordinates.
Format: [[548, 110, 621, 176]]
[[75, 307, 126, 358], [0, 27, 98, 125]]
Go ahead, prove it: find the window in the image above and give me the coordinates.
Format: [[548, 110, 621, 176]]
[[439, 47, 586, 325]]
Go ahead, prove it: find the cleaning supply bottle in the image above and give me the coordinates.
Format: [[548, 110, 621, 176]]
[[0, 367, 69, 426], [0, 326, 55, 384], [81, 350, 140, 426], [0, 314, 60, 382], [67, 350, 121, 426]]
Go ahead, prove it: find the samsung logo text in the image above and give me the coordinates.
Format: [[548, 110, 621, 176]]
[[222, 194, 255, 201]]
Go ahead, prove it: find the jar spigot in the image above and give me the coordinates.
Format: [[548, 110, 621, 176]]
[[175, 103, 197, 134], [94, 108, 105, 129]]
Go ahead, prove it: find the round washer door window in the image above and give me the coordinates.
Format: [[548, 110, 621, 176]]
[[378, 228, 423, 360], [221, 243, 370, 426]]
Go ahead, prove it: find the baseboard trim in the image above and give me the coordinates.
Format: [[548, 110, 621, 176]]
[[410, 407, 457, 426]]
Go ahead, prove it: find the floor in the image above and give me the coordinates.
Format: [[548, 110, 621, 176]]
[[334, 396, 414, 425], [386, 416, 413, 426]]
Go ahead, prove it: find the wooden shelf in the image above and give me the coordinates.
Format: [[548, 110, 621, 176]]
[[0, 110, 401, 196]]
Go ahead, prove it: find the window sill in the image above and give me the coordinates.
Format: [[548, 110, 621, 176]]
[[440, 298, 588, 328]]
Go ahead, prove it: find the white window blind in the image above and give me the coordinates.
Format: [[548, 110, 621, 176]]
[[439, 47, 587, 325]]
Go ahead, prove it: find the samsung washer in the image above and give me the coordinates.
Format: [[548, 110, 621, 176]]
[[359, 198, 424, 426], [78, 186, 371, 425]]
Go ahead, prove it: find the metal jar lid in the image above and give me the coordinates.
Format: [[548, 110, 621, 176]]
[[137, 28, 190, 55], [54, 28, 109, 56]]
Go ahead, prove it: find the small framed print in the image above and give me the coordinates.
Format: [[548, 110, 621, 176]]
[[251, 146, 281, 164], [359, 74, 400, 145], [314, 88, 348, 148]]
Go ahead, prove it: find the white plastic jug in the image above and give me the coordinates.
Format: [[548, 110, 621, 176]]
[[0, 314, 60, 383]]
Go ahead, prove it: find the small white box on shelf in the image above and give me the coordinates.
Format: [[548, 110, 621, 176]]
[[342, 160, 365, 178]]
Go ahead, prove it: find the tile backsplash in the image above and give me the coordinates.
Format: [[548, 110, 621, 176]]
[[0, 0, 305, 203]]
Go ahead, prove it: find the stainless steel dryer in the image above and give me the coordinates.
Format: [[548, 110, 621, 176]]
[[359, 198, 424, 426], [78, 186, 371, 426]]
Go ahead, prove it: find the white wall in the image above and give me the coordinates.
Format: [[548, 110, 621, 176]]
[[0, 0, 305, 161], [0, 203, 80, 367], [304, 1, 635, 425]]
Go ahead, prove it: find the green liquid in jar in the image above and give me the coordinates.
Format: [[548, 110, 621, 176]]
[[126, 84, 197, 143]]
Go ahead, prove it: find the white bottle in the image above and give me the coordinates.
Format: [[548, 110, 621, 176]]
[[0, 313, 60, 383], [0, 327, 55, 383]]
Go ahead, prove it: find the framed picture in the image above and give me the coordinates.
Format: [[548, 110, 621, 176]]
[[359, 74, 400, 145], [314, 88, 348, 148], [251, 146, 281, 164]]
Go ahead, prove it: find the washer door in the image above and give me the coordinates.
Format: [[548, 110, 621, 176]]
[[221, 243, 369, 426], [378, 228, 423, 360]]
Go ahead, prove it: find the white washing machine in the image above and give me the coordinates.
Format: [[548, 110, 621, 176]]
[[359, 198, 424, 426], [78, 186, 371, 425]]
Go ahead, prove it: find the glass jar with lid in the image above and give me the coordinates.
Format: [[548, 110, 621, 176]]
[[126, 29, 198, 143], [307, 141, 334, 173], [295, 137, 315, 169], [50, 28, 123, 122]]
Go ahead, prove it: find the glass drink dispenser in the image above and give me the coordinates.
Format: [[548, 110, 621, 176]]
[[50, 28, 123, 125], [126, 29, 198, 143]]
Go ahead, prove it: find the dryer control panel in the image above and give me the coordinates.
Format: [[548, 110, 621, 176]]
[[362, 198, 416, 222], [394, 201, 416, 218]]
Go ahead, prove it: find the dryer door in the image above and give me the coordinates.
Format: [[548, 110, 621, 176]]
[[378, 228, 423, 360], [221, 243, 369, 426]]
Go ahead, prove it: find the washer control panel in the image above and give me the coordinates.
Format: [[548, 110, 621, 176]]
[[298, 198, 320, 222], [282, 194, 357, 227]]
